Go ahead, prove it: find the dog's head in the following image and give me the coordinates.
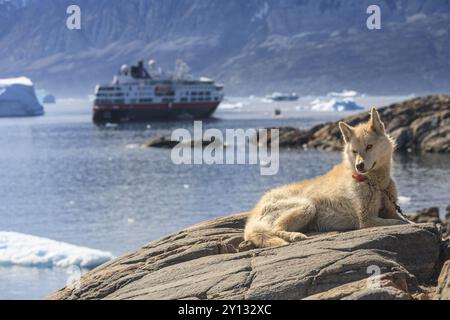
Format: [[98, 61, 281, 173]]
[[339, 108, 395, 175]]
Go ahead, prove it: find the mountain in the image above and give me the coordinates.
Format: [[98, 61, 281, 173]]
[[1, 0, 450, 96]]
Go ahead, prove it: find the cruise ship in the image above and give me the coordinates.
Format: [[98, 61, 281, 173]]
[[93, 60, 224, 123]]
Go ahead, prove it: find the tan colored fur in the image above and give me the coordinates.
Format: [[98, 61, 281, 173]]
[[242, 108, 412, 249]]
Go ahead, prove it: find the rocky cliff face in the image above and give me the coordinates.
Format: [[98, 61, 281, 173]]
[[1, 0, 450, 95]]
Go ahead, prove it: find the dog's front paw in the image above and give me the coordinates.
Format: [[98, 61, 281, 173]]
[[290, 232, 308, 242], [238, 240, 256, 252]]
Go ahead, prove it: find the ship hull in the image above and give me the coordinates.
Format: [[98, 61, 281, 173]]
[[93, 102, 220, 123]]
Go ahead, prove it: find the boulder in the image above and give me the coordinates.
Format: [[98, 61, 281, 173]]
[[409, 207, 449, 239], [435, 261, 450, 300], [47, 213, 446, 300]]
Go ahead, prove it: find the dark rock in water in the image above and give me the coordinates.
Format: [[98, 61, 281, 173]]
[[274, 108, 282, 116], [143, 136, 223, 149], [410, 207, 441, 224], [270, 95, 450, 153], [47, 212, 447, 300], [142, 136, 179, 149]]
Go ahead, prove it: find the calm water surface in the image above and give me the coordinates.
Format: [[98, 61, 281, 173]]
[[0, 96, 449, 299]]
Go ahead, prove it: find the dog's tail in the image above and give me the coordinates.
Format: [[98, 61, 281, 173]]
[[240, 219, 288, 250]]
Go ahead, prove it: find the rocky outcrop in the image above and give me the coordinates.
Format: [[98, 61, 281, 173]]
[[48, 212, 448, 300], [143, 136, 222, 149], [435, 261, 450, 300], [269, 95, 450, 153], [409, 207, 450, 240]]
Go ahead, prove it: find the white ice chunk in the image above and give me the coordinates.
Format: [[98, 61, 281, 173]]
[[0, 232, 114, 269], [309, 98, 364, 112]]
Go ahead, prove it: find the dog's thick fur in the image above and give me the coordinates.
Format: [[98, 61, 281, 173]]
[[241, 108, 412, 249]]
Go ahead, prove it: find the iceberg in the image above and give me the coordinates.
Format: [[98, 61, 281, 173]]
[[36, 89, 56, 104], [309, 98, 364, 112], [327, 90, 359, 98], [0, 232, 114, 269], [0, 77, 44, 117], [42, 94, 56, 104]]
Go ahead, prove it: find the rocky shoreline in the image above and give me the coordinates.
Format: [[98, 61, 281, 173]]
[[268, 95, 450, 153], [143, 95, 450, 153], [48, 207, 450, 300]]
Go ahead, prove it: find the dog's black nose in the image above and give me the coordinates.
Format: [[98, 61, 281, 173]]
[[356, 163, 365, 172]]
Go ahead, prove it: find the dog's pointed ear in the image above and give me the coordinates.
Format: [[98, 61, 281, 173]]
[[339, 121, 354, 143], [369, 108, 385, 135]]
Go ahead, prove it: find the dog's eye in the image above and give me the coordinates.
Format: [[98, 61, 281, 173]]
[[352, 150, 357, 154], [366, 144, 373, 151]]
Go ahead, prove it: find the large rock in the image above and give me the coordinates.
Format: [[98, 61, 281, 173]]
[[269, 95, 450, 153], [435, 261, 450, 300], [409, 207, 450, 240], [48, 213, 446, 300]]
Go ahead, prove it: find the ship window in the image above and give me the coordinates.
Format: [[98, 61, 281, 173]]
[[180, 98, 188, 102], [199, 92, 204, 96], [191, 92, 197, 96], [155, 86, 175, 97]]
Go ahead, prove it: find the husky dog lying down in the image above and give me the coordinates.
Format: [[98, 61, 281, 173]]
[[241, 108, 412, 249]]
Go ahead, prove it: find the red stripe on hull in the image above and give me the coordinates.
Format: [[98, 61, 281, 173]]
[[93, 102, 220, 111]]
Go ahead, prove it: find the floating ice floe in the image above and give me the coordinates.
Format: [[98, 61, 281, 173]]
[[327, 90, 359, 98], [219, 102, 245, 110], [0, 77, 44, 117], [398, 196, 411, 206], [309, 98, 364, 112], [0, 232, 114, 269]]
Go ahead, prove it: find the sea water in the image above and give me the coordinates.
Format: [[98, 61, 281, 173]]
[[0, 96, 449, 299]]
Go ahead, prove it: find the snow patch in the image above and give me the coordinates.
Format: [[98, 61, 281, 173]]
[[0, 232, 114, 269], [0, 77, 33, 86], [406, 13, 427, 24], [252, 2, 269, 21]]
